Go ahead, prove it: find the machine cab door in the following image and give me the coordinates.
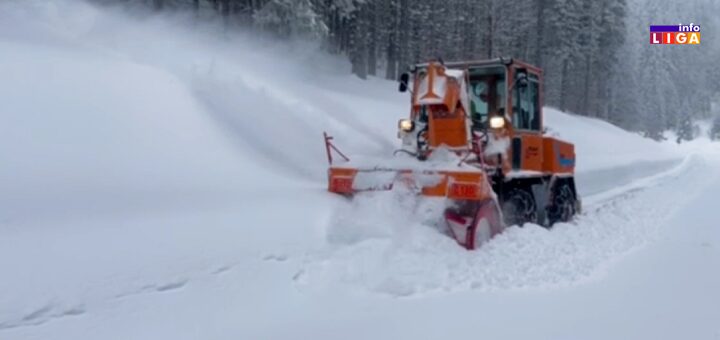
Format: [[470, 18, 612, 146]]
[[508, 64, 544, 172]]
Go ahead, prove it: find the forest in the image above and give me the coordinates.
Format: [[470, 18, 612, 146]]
[[99, 0, 720, 139]]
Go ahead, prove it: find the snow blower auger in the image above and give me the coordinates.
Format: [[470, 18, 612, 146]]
[[324, 58, 581, 250]]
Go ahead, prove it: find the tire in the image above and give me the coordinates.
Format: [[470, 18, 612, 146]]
[[501, 187, 537, 227], [547, 181, 576, 226]]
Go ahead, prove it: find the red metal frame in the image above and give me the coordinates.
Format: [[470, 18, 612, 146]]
[[323, 132, 350, 165]]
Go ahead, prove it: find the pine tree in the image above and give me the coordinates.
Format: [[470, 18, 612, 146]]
[[253, 0, 327, 39]]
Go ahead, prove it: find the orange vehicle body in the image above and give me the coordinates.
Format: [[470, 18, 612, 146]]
[[324, 58, 580, 250], [411, 63, 469, 150]]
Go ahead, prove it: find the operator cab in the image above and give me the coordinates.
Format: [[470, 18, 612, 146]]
[[466, 62, 541, 133], [399, 59, 544, 159], [409, 59, 543, 133]]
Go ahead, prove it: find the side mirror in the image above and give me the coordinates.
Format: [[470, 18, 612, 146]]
[[398, 73, 410, 92]]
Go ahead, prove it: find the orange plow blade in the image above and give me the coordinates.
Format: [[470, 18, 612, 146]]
[[328, 166, 493, 201]]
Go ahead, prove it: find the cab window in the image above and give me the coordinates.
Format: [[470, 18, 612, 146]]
[[468, 66, 506, 126], [512, 73, 541, 131]]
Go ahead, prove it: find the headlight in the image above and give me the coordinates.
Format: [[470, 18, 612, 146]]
[[489, 116, 506, 129], [398, 119, 414, 132]]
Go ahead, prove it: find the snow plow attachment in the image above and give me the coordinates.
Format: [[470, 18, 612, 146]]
[[328, 167, 489, 200], [324, 133, 504, 250]]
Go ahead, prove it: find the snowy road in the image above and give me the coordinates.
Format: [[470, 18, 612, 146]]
[[2, 152, 719, 340]]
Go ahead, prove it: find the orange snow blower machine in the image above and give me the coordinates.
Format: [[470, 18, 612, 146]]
[[324, 58, 580, 250]]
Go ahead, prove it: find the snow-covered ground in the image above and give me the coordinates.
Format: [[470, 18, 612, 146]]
[[1, 1, 719, 339]]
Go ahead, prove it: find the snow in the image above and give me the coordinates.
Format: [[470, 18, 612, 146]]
[[543, 107, 682, 173], [483, 134, 510, 156], [2, 1, 720, 339]]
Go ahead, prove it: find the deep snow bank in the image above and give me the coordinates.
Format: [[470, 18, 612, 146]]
[[544, 108, 680, 172], [0, 0, 402, 222]]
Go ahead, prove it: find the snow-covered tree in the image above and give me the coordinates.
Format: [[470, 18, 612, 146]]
[[253, 0, 327, 39]]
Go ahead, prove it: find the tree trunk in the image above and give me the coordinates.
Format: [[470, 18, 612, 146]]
[[384, 0, 398, 80], [385, 27, 397, 79], [349, 10, 367, 79], [582, 55, 591, 115], [367, 3, 377, 76], [220, 0, 230, 28], [485, 1, 494, 59], [534, 0, 546, 67], [560, 59, 569, 112], [353, 52, 368, 80], [396, 0, 409, 75]]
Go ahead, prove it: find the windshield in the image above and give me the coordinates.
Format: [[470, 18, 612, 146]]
[[469, 66, 506, 125]]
